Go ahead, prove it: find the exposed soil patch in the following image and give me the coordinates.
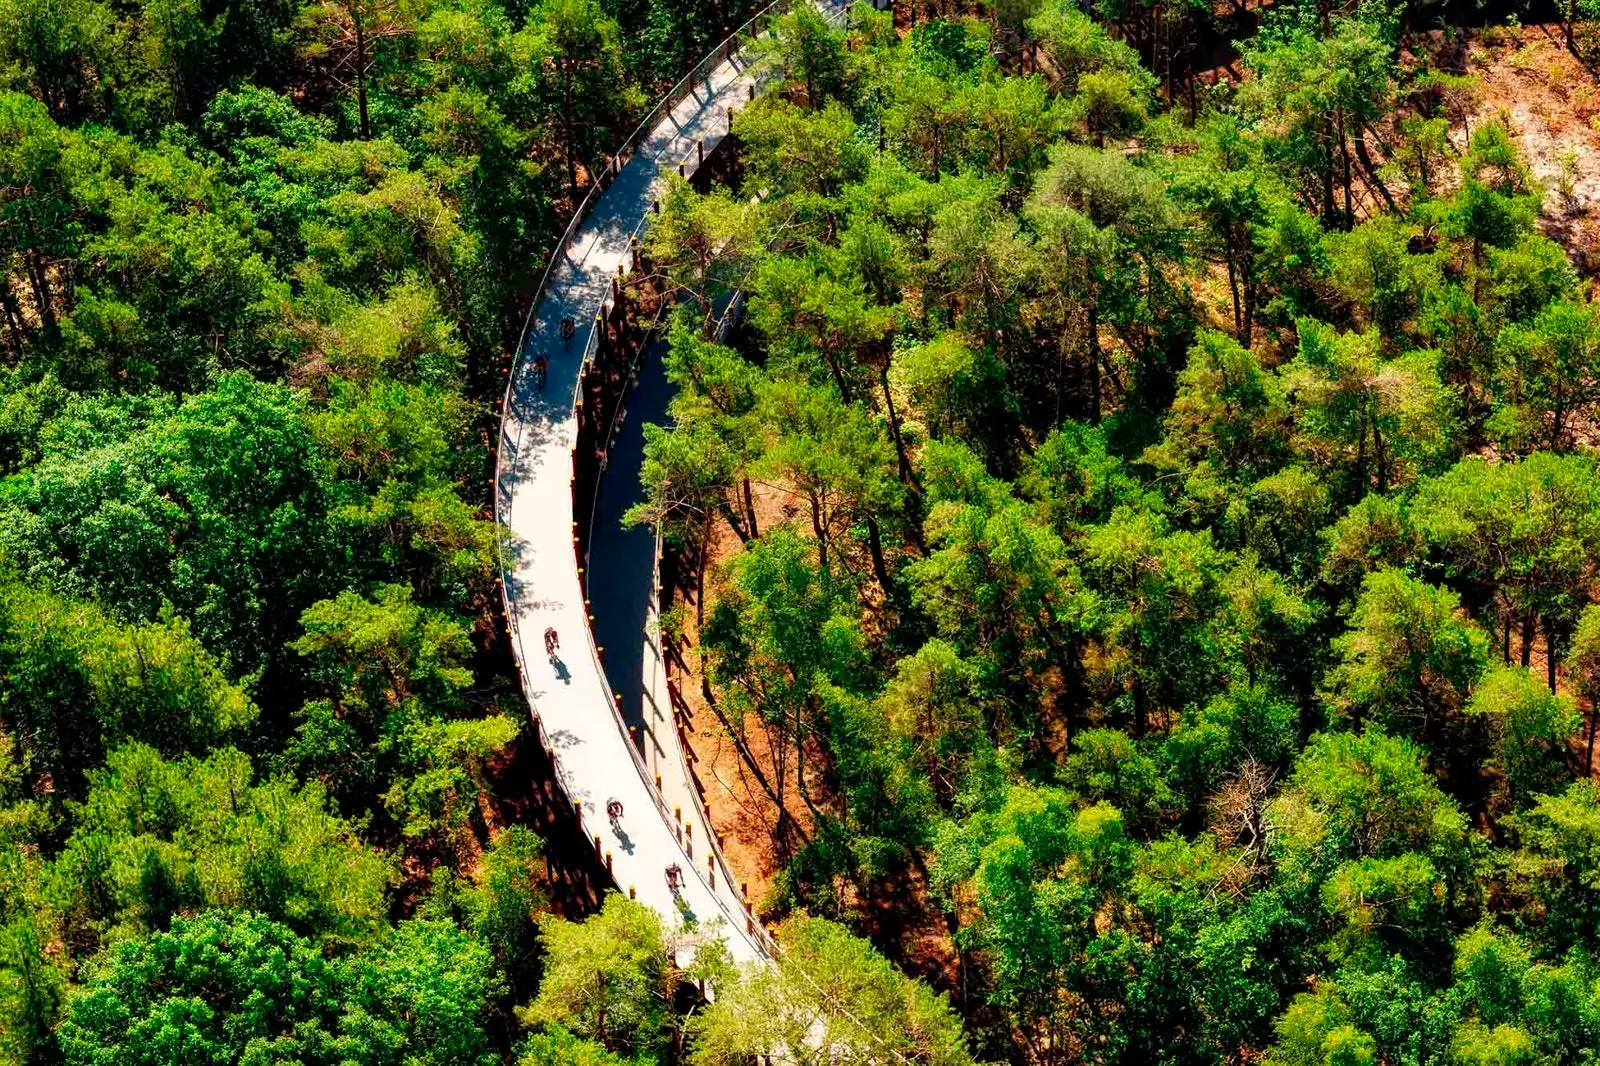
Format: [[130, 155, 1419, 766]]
[[1459, 23, 1600, 271], [662, 479, 815, 913]]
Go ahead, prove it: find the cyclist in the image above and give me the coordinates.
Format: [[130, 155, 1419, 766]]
[[606, 798, 623, 822], [532, 353, 548, 392], [543, 626, 560, 659], [665, 864, 683, 892], [560, 316, 576, 349]]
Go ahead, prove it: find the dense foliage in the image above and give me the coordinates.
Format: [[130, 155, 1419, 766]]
[[0, 0, 974, 1061], [631, 2, 1600, 1064], [7, 0, 1600, 1060]]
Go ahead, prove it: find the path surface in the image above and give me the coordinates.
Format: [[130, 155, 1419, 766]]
[[497, 1, 846, 964]]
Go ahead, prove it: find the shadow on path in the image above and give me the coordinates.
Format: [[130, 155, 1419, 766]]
[[589, 337, 672, 745]]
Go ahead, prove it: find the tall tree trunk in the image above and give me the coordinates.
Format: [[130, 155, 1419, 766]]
[[354, 1, 371, 141], [809, 496, 828, 571], [1547, 617, 1560, 693], [0, 277, 26, 356], [696, 508, 712, 629], [823, 350, 853, 402], [742, 477, 759, 540], [865, 514, 893, 597], [1586, 697, 1598, 777], [25, 252, 53, 335], [1322, 120, 1338, 228], [1225, 250, 1242, 338], [1087, 302, 1102, 424], [1372, 419, 1388, 493], [699, 675, 802, 843], [1354, 130, 1398, 214], [562, 72, 579, 201], [880, 362, 915, 489], [1340, 123, 1355, 231], [1241, 259, 1256, 350]]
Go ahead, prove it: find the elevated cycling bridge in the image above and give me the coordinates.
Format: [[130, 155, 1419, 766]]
[[496, 0, 851, 963]]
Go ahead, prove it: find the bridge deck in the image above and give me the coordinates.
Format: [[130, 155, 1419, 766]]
[[497, 6, 843, 962]]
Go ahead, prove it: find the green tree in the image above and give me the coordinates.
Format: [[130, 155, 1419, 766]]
[[753, 378, 902, 587], [691, 916, 975, 1066], [49, 743, 394, 951], [519, 894, 677, 1059], [1323, 568, 1488, 744], [1489, 298, 1600, 455], [1241, 20, 1393, 231], [0, 574, 254, 800], [289, 584, 513, 855], [58, 911, 498, 1066], [1506, 782, 1600, 952], [754, 4, 846, 108], [1466, 665, 1578, 810], [534, 0, 626, 199], [1566, 604, 1600, 775], [703, 527, 866, 854], [1282, 321, 1456, 497], [1412, 453, 1600, 686], [1143, 330, 1290, 483]]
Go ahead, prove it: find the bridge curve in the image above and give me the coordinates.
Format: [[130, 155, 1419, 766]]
[[496, 0, 848, 964]]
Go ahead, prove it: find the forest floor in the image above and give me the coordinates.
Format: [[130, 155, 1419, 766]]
[[667, 481, 812, 907], [1455, 22, 1600, 268], [665, 479, 962, 984]]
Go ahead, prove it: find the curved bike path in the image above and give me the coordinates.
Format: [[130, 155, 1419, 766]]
[[498, 1, 847, 965]]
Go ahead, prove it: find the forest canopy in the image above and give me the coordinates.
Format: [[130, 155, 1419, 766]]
[[6, 0, 1600, 1063]]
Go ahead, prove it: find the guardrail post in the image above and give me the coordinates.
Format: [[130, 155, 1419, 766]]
[[676, 161, 684, 178], [630, 237, 640, 271], [651, 199, 659, 214], [748, 82, 755, 101], [697, 138, 704, 167], [629, 885, 636, 899]]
